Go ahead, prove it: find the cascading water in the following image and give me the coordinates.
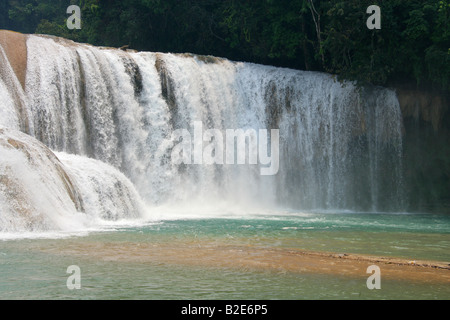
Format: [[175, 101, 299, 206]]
[[55, 152, 146, 222], [0, 127, 85, 232], [0, 127, 146, 232], [0, 33, 406, 231]]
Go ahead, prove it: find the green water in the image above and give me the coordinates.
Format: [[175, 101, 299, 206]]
[[0, 212, 449, 300]]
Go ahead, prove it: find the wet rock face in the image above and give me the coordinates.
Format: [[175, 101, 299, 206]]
[[392, 84, 450, 212], [396, 88, 449, 132], [0, 31, 30, 133], [122, 56, 143, 99], [155, 54, 178, 127], [0, 30, 27, 90]]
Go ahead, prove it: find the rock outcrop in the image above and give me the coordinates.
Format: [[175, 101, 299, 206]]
[[397, 87, 448, 132], [0, 30, 27, 90]]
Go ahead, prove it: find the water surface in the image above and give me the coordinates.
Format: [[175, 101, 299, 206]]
[[1, 212, 449, 300]]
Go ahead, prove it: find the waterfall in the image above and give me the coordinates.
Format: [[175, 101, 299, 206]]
[[0, 127, 146, 232], [0, 45, 25, 131], [0, 127, 85, 232], [0, 33, 406, 230], [55, 152, 146, 222]]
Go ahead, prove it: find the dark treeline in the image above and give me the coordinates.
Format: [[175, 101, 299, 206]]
[[0, 0, 449, 91]]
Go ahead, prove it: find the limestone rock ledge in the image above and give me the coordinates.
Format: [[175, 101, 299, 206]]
[[0, 30, 27, 90]]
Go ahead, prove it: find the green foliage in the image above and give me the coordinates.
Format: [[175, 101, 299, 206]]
[[1, 0, 449, 91], [319, 0, 449, 90]]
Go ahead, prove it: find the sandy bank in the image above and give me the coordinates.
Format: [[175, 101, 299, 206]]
[[38, 239, 450, 284]]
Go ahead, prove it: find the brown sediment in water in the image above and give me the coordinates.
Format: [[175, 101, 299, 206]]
[[40, 239, 450, 284], [0, 30, 27, 90]]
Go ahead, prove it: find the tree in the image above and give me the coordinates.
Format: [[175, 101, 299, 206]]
[[2, 0, 449, 91]]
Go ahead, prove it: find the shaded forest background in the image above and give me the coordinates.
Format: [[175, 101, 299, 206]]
[[0, 0, 449, 91]]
